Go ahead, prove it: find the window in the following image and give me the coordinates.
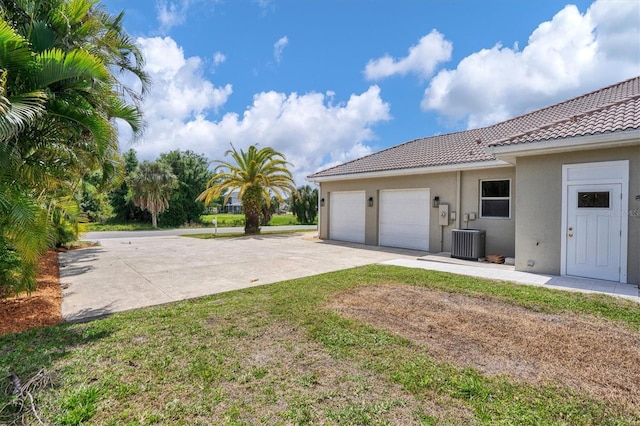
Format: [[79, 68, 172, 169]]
[[480, 179, 510, 218], [577, 191, 610, 208]]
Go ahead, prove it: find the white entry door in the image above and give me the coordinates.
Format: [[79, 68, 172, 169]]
[[566, 184, 622, 281], [329, 191, 365, 244], [379, 189, 430, 251]]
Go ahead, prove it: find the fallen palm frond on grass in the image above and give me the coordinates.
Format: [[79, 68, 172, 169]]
[[0, 265, 639, 424], [1, 369, 54, 425]]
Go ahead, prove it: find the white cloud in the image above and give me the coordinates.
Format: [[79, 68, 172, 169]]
[[208, 86, 390, 183], [421, 0, 640, 129], [211, 51, 226, 73], [364, 30, 453, 80], [156, 1, 189, 32], [274, 36, 289, 63], [136, 37, 232, 122], [213, 52, 226, 67], [126, 36, 391, 185]]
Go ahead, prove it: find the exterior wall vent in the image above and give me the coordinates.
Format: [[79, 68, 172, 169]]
[[451, 229, 486, 261]]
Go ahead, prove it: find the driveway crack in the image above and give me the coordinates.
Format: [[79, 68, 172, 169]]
[[119, 258, 176, 301]]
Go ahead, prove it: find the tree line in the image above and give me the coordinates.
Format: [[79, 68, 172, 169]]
[[92, 147, 319, 231], [83, 148, 212, 229]]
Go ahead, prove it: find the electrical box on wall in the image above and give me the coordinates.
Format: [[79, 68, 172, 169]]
[[438, 204, 449, 226]]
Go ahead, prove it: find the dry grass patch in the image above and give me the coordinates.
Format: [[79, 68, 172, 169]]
[[81, 314, 472, 425], [204, 321, 474, 424], [328, 283, 640, 414]]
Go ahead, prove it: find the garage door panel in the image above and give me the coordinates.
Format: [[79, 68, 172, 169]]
[[382, 223, 417, 235], [330, 191, 365, 244], [379, 189, 429, 251]]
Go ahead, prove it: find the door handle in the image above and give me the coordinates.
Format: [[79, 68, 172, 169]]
[[568, 233, 573, 237]]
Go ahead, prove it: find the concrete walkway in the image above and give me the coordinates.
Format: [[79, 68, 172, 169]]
[[383, 258, 639, 302]]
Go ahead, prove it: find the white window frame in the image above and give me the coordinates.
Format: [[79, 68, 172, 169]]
[[480, 179, 511, 219]]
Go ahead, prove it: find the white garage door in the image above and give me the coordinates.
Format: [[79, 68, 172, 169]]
[[330, 191, 365, 244], [379, 189, 430, 251]]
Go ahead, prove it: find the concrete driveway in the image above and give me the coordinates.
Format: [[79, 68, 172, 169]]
[[59, 232, 423, 321]]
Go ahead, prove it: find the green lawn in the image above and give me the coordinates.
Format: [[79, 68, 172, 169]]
[[1, 266, 639, 425], [84, 222, 156, 232], [86, 213, 311, 232], [200, 213, 303, 227]]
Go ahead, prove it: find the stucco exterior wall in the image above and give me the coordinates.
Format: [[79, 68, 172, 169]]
[[515, 144, 640, 284], [317, 166, 516, 255], [459, 168, 516, 256]]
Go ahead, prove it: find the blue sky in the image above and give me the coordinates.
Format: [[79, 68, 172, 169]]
[[101, 0, 640, 184]]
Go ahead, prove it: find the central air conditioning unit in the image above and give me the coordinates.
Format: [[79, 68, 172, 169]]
[[451, 229, 486, 261]]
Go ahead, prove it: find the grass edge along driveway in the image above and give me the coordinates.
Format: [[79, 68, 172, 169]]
[[1, 265, 639, 425]]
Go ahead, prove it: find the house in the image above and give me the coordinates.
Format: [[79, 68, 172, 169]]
[[308, 76, 640, 285], [224, 190, 243, 214]]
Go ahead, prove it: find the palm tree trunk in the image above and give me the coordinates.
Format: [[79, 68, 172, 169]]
[[243, 189, 261, 234]]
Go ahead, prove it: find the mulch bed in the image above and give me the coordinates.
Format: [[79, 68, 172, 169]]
[[0, 250, 63, 336]]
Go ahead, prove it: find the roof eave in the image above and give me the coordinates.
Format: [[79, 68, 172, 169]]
[[486, 130, 640, 164], [307, 159, 512, 183]]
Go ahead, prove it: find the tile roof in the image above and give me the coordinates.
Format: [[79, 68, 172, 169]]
[[309, 76, 640, 179], [491, 93, 640, 146]]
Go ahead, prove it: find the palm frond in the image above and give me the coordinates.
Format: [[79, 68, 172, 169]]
[[34, 48, 111, 88], [47, 95, 117, 156], [104, 95, 143, 136], [27, 20, 57, 52], [0, 18, 32, 73], [198, 144, 296, 218], [0, 90, 48, 141]]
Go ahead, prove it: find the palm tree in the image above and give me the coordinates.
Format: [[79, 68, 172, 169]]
[[0, 14, 117, 293], [291, 185, 319, 224], [0, 1, 148, 293], [0, 18, 48, 140], [129, 161, 178, 229], [198, 145, 297, 234], [1, 0, 147, 189], [0, 144, 51, 296], [1, 0, 148, 198]]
